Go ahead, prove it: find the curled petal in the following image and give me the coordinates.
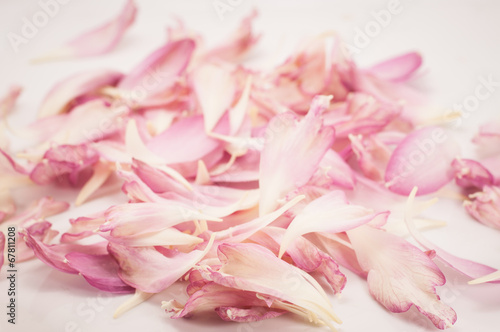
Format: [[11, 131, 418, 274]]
[[385, 126, 460, 195]]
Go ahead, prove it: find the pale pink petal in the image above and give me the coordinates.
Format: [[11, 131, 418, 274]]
[[348, 225, 457, 329], [259, 95, 335, 215], [197, 243, 341, 328], [102, 226, 203, 247], [472, 121, 500, 157], [192, 63, 236, 133], [325, 93, 402, 137], [310, 232, 365, 277], [164, 282, 282, 320], [279, 190, 387, 257], [118, 39, 195, 102], [0, 190, 15, 222], [464, 185, 500, 230], [61, 215, 105, 243], [252, 227, 346, 294], [30, 144, 99, 185], [404, 187, 499, 281], [34, 100, 127, 146], [366, 52, 423, 83], [0, 85, 22, 117], [21, 228, 108, 274], [205, 10, 260, 62], [108, 236, 214, 293], [385, 126, 460, 195], [65, 252, 134, 293], [452, 158, 494, 189], [34, 0, 137, 62], [37, 70, 123, 118], [75, 160, 114, 206], [146, 114, 225, 166], [214, 195, 303, 243], [349, 133, 392, 182], [310, 149, 355, 189], [101, 202, 221, 237]]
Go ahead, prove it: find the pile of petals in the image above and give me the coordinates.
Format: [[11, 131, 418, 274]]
[[1, 2, 500, 330]]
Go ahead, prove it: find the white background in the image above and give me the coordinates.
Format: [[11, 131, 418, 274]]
[[1, 1, 500, 331]]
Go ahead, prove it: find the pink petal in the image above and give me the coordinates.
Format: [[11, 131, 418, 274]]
[[385, 126, 460, 195], [65, 252, 134, 293], [310, 149, 356, 189], [118, 39, 195, 102], [349, 133, 392, 181], [21, 228, 108, 274], [146, 115, 225, 165], [252, 227, 346, 294], [214, 195, 303, 243], [472, 121, 500, 157], [192, 63, 236, 133], [197, 242, 341, 328], [404, 188, 499, 281], [464, 185, 500, 230], [348, 225, 457, 329], [108, 236, 214, 293], [279, 190, 387, 257], [30, 144, 99, 185], [452, 158, 494, 189], [38, 70, 123, 118], [366, 52, 423, 83], [325, 93, 402, 137], [33, 99, 126, 145], [259, 95, 335, 215], [101, 202, 221, 237], [34, 0, 137, 62], [0, 85, 22, 117], [205, 10, 260, 62], [165, 282, 283, 320]]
